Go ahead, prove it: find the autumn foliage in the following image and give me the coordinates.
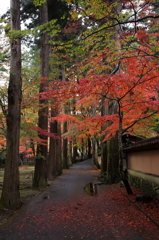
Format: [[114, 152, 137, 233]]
[[48, 48, 159, 142]]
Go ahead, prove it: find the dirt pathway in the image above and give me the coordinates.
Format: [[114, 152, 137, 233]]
[[0, 159, 159, 240]]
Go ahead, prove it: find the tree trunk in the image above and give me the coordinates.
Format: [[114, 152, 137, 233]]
[[92, 136, 100, 169], [72, 143, 78, 163], [68, 140, 73, 166], [106, 100, 120, 183], [101, 97, 108, 173], [48, 107, 58, 180], [1, 0, 21, 209], [118, 117, 133, 194], [87, 137, 92, 159], [33, 1, 49, 188], [81, 139, 84, 161], [107, 134, 120, 183], [63, 121, 69, 169], [62, 67, 69, 169], [56, 122, 62, 176]]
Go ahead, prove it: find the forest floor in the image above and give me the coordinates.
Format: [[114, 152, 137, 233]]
[[0, 162, 159, 239], [0, 166, 70, 227], [0, 166, 48, 227], [113, 183, 159, 228]]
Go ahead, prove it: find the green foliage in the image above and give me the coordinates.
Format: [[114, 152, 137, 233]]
[[20, 48, 40, 149], [153, 115, 159, 133], [0, 86, 8, 148], [21, 0, 71, 30], [33, 0, 46, 6], [6, 19, 59, 42], [0, 42, 9, 73]]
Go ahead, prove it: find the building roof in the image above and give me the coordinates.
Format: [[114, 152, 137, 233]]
[[124, 136, 159, 152]]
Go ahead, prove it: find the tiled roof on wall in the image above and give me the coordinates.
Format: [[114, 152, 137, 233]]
[[124, 136, 159, 152]]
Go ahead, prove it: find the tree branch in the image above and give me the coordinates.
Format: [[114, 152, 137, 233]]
[[122, 111, 157, 134]]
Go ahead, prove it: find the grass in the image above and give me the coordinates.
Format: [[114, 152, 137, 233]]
[[0, 166, 32, 187]]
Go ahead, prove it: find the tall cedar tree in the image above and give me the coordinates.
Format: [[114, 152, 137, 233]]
[[33, 1, 49, 188], [20, 0, 71, 180], [1, 0, 22, 208]]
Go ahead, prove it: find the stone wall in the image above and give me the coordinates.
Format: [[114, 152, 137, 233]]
[[128, 169, 159, 199]]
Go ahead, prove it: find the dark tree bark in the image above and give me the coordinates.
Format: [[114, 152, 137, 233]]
[[56, 122, 62, 176], [72, 143, 78, 163], [62, 67, 69, 169], [107, 134, 120, 183], [106, 100, 120, 183], [48, 107, 59, 180], [81, 139, 84, 161], [63, 120, 69, 169], [92, 136, 100, 169], [33, 1, 49, 188], [87, 137, 92, 159], [118, 113, 133, 194], [1, 0, 21, 209], [68, 140, 73, 166], [101, 97, 108, 173]]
